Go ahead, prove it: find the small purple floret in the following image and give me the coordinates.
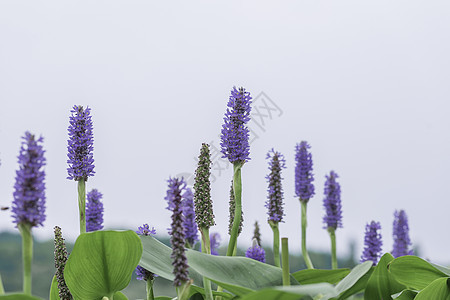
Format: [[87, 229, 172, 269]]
[[295, 141, 315, 202], [265, 149, 286, 223], [67, 105, 95, 181], [246, 244, 266, 263], [392, 210, 413, 258], [86, 189, 104, 232], [210, 232, 221, 255], [361, 221, 383, 265], [323, 171, 343, 230], [136, 224, 156, 236], [11, 132, 46, 227], [220, 87, 252, 164], [182, 188, 199, 247]]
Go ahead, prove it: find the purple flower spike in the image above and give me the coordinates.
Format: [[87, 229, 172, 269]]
[[166, 177, 189, 286], [323, 171, 343, 230], [265, 149, 286, 223], [67, 105, 95, 181], [136, 224, 156, 236], [182, 188, 199, 247], [11, 132, 46, 227], [135, 224, 156, 281], [86, 189, 104, 232], [210, 232, 221, 255], [361, 221, 383, 265], [220, 87, 252, 164], [392, 210, 413, 258], [295, 141, 315, 202], [246, 239, 266, 263]]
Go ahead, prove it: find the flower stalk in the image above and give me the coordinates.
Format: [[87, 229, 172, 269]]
[[269, 221, 280, 267], [301, 202, 314, 269], [78, 180, 86, 234], [226, 162, 243, 256], [328, 228, 337, 269], [281, 238, 290, 286], [18, 223, 32, 295], [200, 228, 213, 300]]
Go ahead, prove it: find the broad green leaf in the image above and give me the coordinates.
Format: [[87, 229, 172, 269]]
[[392, 289, 418, 300], [430, 262, 450, 277], [238, 283, 337, 300], [154, 297, 172, 300], [65, 230, 142, 300], [113, 291, 128, 300], [139, 236, 204, 286], [0, 274, 4, 295], [49, 276, 60, 300], [140, 236, 297, 296], [335, 261, 373, 299], [415, 277, 450, 299], [0, 294, 43, 300], [389, 255, 447, 290], [292, 268, 350, 284], [186, 246, 299, 296], [189, 285, 233, 299], [365, 253, 405, 300]]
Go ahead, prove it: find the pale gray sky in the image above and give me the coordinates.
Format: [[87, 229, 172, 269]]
[[1, 0, 449, 264]]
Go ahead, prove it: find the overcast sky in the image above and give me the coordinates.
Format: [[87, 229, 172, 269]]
[[1, 0, 449, 264]]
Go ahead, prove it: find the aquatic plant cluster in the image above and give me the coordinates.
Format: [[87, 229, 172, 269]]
[[3, 87, 446, 300]]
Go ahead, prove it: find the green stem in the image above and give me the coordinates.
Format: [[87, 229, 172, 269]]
[[281, 238, 290, 286], [269, 221, 280, 267], [177, 280, 192, 300], [328, 228, 337, 269], [226, 162, 243, 256], [301, 201, 314, 269], [78, 179, 86, 234], [146, 279, 155, 300], [0, 273, 5, 295], [18, 223, 33, 295], [201, 228, 213, 300]]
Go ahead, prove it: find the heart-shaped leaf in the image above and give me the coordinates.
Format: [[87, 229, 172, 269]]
[[365, 253, 405, 300], [389, 256, 448, 290], [65, 230, 142, 300], [335, 261, 373, 299], [414, 277, 450, 299], [237, 283, 337, 300], [292, 268, 350, 285]]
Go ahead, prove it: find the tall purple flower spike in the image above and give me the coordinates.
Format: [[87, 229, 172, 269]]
[[182, 188, 199, 247], [323, 171, 343, 230], [67, 105, 95, 181], [11, 132, 46, 227], [265, 149, 286, 223], [86, 189, 104, 232], [220, 87, 252, 164], [392, 210, 413, 257], [295, 141, 314, 202], [165, 177, 189, 286], [361, 221, 383, 265]]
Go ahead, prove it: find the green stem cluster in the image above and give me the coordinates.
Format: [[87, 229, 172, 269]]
[[78, 179, 86, 234], [146, 279, 155, 300], [328, 228, 337, 269], [201, 228, 214, 300], [18, 223, 33, 295], [301, 201, 314, 269], [269, 221, 281, 267], [281, 238, 290, 286], [177, 280, 192, 300], [226, 163, 243, 257]]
